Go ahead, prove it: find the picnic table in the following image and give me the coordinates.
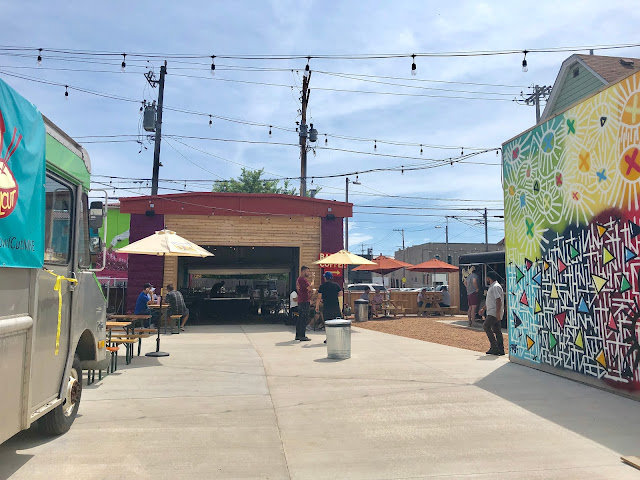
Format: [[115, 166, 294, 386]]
[[149, 304, 176, 334], [106, 317, 153, 362]]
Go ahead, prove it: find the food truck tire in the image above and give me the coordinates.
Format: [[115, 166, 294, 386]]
[[39, 355, 83, 435]]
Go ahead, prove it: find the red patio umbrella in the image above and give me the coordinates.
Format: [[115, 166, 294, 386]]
[[353, 255, 413, 289], [408, 258, 459, 273], [352, 255, 413, 275]]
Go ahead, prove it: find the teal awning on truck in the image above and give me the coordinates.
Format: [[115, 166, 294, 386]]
[[45, 133, 90, 190]]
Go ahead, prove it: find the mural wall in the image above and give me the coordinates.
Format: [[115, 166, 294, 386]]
[[503, 70, 640, 395]]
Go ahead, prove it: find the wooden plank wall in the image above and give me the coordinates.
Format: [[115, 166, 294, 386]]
[[162, 215, 322, 288]]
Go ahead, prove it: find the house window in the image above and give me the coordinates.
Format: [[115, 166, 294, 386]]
[[573, 67, 580, 77]]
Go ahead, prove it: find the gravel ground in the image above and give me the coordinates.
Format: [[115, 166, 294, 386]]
[[353, 315, 508, 353]]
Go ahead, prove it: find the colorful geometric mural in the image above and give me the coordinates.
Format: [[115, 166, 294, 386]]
[[503, 70, 640, 394]]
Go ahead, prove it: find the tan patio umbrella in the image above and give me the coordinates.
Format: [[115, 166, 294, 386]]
[[313, 250, 376, 313], [118, 229, 213, 357]]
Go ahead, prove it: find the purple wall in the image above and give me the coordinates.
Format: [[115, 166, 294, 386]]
[[321, 216, 343, 254], [126, 213, 165, 313]]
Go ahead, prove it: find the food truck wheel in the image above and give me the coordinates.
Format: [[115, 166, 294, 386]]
[[39, 356, 83, 435]]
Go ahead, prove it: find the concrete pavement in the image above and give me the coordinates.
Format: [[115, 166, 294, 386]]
[[1, 324, 639, 479]]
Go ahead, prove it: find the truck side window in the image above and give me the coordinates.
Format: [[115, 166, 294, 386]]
[[44, 176, 73, 264], [77, 193, 91, 268]]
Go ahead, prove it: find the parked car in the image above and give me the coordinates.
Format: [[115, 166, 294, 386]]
[[347, 283, 388, 293]]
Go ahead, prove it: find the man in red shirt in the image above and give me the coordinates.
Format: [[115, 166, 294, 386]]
[[295, 265, 314, 341]]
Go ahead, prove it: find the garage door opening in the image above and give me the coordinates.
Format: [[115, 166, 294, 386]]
[[177, 246, 300, 323]]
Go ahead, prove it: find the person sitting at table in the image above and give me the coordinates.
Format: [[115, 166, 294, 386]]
[[166, 284, 189, 331], [135, 283, 159, 328], [440, 286, 451, 308], [371, 291, 383, 317]]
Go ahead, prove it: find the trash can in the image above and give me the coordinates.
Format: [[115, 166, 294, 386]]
[[354, 299, 368, 323], [325, 319, 351, 359]]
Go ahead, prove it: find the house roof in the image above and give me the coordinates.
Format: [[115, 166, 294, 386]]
[[576, 54, 640, 84], [540, 53, 640, 123]]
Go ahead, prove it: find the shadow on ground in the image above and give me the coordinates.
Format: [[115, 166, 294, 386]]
[[474, 361, 640, 456], [0, 425, 57, 479]]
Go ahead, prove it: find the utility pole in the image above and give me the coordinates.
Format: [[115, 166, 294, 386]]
[[299, 70, 311, 197], [520, 85, 552, 123], [394, 228, 405, 285], [445, 216, 450, 264], [483, 208, 488, 252], [345, 177, 360, 251], [146, 61, 167, 196]]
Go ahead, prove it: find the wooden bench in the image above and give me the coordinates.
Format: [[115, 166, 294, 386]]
[[108, 338, 138, 364], [87, 345, 121, 385], [111, 333, 152, 356]]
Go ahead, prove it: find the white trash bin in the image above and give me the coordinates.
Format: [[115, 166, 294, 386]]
[[325, 319, 351, 359]]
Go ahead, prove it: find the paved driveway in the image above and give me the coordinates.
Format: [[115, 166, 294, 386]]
[[1, 324, 639, 479]]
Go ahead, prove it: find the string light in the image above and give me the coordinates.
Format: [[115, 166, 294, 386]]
[[210, 55, 216, 76], [324, 134, 328, 146], [268, 125, 272, 137], [209, 115, 212, 127], [37, 48, 42, 66], [374, 140, 377, 151], [121, 53, 126, 73], [461, 147, 464, 156], [522, 50, 528, 72], [64, 85, 69, 99], [411, 54, 417, 76], [139, 101, 144, 112], [420, 144, 423, 155], [303, 57, 311, 79]]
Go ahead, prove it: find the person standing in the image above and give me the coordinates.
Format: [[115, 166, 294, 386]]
[[465, 267, 480, 327], [479, 271, 504, 355], [316, 272, 342, 321], [166, 284, 189, 331], [295, 266, 314, 341]]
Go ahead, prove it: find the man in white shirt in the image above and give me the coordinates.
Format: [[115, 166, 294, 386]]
[[289, 290, 298, 315], [479, 271, 504, 356], [439, 286, 451, 307]]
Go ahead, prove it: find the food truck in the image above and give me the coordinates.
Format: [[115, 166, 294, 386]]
[[0, 77, 107, 444]]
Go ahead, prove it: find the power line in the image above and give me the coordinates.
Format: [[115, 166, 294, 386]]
[[2, 42, 638, 60]]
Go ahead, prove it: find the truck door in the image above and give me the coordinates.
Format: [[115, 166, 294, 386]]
[[30, 174, 76, 410]]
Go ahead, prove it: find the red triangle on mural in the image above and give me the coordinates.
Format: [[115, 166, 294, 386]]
[[607, 313, 618, 331], [555, 311, 567, 328], [558, 259, 567, 273], [520, 291, 529, 306]]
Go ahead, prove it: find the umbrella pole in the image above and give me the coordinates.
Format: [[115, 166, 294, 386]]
[[146, 255, 170, 357]]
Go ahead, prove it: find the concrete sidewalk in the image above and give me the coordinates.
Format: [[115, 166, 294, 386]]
[[1, 324, 639, 479]]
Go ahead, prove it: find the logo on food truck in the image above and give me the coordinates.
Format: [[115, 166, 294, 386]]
[[0, 108, 21, 219]]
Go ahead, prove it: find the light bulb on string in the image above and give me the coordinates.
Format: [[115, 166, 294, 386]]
[[268, 126, 272, 137], [420, 144, 423, 155], [303, 57, 311, 79], [401, 166, 404, 175], [210, 55, 216, 77], [461, 147, 464, 156], [208, 115, 212, 127], [121, 54, 126, 73], [37, 48, 42, 66], [411, 54, 417, 76], [324, 134, 328, 146], [64, 85, 69, 100], [374, 140, 377, 151], [522, 50, 528, 72], [139, 101, 144, 112]]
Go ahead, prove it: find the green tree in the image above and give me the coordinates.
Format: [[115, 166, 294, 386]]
[[213, 168, 320, 196]]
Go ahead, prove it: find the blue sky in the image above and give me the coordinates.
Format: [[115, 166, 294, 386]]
[[4, 0, 639, 255]]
